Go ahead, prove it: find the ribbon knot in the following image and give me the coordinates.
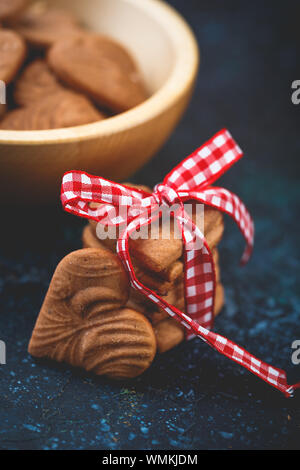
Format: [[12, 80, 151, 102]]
[[61, 129, 300, 398], [153, 184, 182, 208]]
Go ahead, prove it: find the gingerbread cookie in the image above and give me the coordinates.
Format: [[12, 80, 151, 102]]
[[82, 222, 225, 353], [154, 319, 185, 354], [0, 29, 26, 83], [14, 59, 64, 106], [86, 183, 224, 275], [0, 90, 105, 130], [82, 225, 180, 295], [48, 33, 148, 112], [16, 4, 82, 48], [28, 248, 157, 379], [0, 0, 28, 22], [88, 206, 224, 274], [127, 206, 224, 273]]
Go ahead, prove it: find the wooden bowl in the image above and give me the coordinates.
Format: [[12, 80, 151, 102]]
[[0, 0, 199, 204]]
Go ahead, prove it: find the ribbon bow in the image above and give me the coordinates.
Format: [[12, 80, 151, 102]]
[[61, 129, 300, 398]]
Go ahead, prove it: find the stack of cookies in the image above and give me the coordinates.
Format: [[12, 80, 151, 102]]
[[29, 189, 226, 379], [0, 1, 148, 130], [28, 247, 158, 380], [82, 184, 225, 354]]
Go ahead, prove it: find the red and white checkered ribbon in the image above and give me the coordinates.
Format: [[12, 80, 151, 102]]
[[61, 129, 300, 398]]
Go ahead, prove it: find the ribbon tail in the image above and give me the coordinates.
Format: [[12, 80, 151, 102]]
[[187, 187, 254, 265], [61, 170, 152, 225], [192, 322, 299, 398]]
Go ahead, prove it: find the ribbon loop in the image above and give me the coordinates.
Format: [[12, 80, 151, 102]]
[[164, 129, 243, 192]]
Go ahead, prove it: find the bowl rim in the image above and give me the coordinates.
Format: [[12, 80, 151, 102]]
[[0, 0, 199, 145]]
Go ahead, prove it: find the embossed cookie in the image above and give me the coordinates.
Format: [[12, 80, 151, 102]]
[[48, 33, 148, 112], [0, 29, 26, 84], [0, 0, 28, 22], [16, 4, 82, 48], [0, 90, 105, 130], [14, 59, 64, 106], [29, 248, 157, 379]]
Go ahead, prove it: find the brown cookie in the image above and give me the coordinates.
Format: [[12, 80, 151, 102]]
[[48, 33, 148, 112], [125, 279, 181, 318], [127, 261, 173, 295], [87, 195, 224, 274], [154, 319, 185, 354], [129, 229, 183, 275], [126, 281, 224, 354], [127, 206, 224, 274], [145, 286, 183, 325], [82, 225, 177, 295], [14, 59, 64, 106], [16, 4, 82, 48], [88, 218, 184, 274], [82, 224, 223, 331], [0, 0, 28, 22], [0, 90, 105, 130], [150, 249, 222, 326], [160, 261, 184, 283], [0, 29, 26, 83], [29, 248, 157, 379], [126, 293, 150, 316], [92, 208, 224, 274]]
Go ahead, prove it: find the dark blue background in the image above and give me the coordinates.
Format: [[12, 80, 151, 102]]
[[0, 0, 299, 450]]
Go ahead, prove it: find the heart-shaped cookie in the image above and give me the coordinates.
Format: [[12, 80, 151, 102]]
[[0, 89, 105, 130], [28, 249, 157, 379], [48, 33, 148, 113], [0, 0, 28, 22], [16, 4, 82, 48], [0, 29, 26, 84], [14, 59, 64, 106]]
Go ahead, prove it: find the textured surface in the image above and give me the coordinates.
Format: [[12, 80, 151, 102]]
[[0, 0, 299, 450]]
